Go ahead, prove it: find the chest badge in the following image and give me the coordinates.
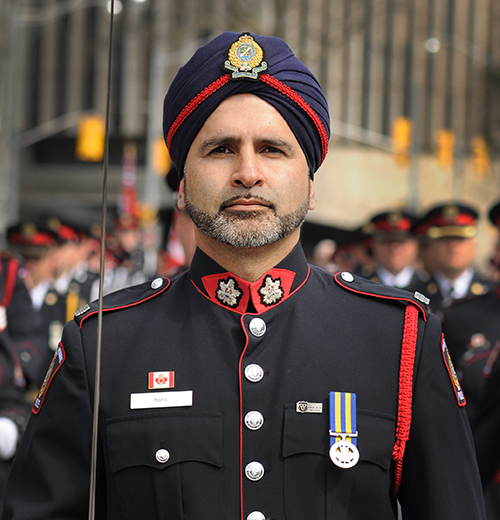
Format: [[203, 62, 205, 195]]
[[148, 371, 175, 390], [329, 391, 359, 469]]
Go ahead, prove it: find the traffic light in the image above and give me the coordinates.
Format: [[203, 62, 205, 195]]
[[392, 116, 412, 166], [470, 136, 490, 176], [436, 129, 455, 169], [151, 136, 171, 176], [75, 114, 105, 162]]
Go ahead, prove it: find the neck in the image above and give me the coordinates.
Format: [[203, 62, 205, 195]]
[[195, 229, 301, 282], [438, 266, 468, 281]]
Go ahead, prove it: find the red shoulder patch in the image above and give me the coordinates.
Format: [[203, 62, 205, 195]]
[[441, 335, 466, 407], [32, 343, 66, 414]]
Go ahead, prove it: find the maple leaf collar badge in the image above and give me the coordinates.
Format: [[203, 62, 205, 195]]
[[216, 277, 243, 308], [258, 275, 284, 306]]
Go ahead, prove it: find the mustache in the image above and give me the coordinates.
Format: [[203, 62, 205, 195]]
[[219, 194, 276, 211]]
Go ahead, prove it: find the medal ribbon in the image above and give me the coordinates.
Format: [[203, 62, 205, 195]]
[[329, 391, 357, 447]]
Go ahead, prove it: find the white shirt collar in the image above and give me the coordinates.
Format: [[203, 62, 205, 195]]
[[434, 268, 474, 299], [376, 265, 415, 288]]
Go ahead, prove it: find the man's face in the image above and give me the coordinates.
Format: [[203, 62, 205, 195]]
[[429, 236, 476, 279], [178, 93, 315, 249], [372, 237, 417, 275]]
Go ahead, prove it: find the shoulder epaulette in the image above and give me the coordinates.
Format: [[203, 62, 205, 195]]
[[333, 271, 430, 321], [74, 277, 170, 327]]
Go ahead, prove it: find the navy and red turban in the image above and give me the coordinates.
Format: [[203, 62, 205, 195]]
[[163, 32, 330, 178]]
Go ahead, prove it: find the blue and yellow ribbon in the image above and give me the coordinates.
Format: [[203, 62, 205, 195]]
[[329, 391, 357, 447]]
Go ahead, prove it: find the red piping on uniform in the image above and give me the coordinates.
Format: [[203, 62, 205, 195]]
[[259, 73, 329, 166], [77, 279, 171, 328], [2, 258, 19, 307], [333, 273, 428, 322], [238, 315, 251, 520], [392, 304, 419, 495]]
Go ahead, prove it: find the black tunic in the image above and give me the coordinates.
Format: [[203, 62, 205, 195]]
[[4, 245, 485, 519]]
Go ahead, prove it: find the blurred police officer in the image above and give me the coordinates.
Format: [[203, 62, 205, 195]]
[[0, 231, 47, 514], [357, 210, 420, 289], [4, 32, 485, 520], [4, 220, 54, 388], [8, 218, 99, 386], [441, 200, 500, 518], [412, 202, 491, 315]]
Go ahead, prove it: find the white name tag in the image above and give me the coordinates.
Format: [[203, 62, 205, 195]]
[[130, 390, 193, 410]]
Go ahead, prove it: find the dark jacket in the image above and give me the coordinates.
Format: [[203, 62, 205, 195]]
[[443, 284, 500, 488], [4, 245, 485, 519]]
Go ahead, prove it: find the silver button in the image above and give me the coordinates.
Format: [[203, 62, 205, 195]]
[[244, 411, 264, 430], [247, 512, 266, 520], [249, 317, 266, 337], [245, 364, 264, 383], [341, 272, 354, 282], [245, 461, 265, 481], [155, 449, 170, 463], [151, 278, 163, 289]]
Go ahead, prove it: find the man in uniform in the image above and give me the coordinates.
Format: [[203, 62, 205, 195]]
[[411, 202, 491, 315], [441, 200, 500, 518], [0, 246, 43, 514], [4, 32, 485, 520], [357, 209, 420, 289]]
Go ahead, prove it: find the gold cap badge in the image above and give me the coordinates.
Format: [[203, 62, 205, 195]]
[[225, 33, 268, 80]]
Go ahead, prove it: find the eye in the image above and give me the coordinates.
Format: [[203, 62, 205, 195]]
[[209, 145, 233, 155], [262, 145, 284, 155]]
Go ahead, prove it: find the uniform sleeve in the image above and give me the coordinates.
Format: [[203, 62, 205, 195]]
[[3, 319, 99, 520], [398, 313, 486, 519]]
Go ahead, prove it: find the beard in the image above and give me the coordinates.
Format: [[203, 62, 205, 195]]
[[183, 184, 310, 249]]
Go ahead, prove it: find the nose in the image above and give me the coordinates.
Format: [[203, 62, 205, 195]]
[[231, 151, 264, 189]]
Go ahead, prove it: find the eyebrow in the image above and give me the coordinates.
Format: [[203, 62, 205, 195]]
[[199, 136, 296, 153], [199, 137, 237, 152]]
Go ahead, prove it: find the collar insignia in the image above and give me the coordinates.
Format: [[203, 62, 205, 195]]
[[259, 275, 284, 306], [224, 33, 268, 80], [216, 277, 243, 308]]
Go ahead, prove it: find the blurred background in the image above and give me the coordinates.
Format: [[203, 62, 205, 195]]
[[1, 0, 500, 264]]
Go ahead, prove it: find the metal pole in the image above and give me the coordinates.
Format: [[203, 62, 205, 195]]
[[0, 0, 23, 247]]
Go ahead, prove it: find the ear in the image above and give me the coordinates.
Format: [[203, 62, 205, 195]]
[[308, 180, 316, 211], [177, 178, 186, 210]]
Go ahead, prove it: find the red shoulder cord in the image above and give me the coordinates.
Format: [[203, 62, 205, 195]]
[[392, 303, 419, 495], [1, 258, 19, 308]]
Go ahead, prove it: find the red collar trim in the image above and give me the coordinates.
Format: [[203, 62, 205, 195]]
[[201, 268, 296, 314]]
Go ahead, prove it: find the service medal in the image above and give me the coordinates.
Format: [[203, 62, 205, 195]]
[[329, 391, 359, 469], [329, 436, 360, 469]]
